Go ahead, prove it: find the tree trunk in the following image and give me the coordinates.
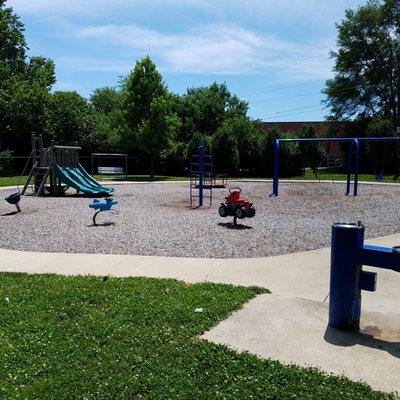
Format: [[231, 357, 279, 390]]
[[149, 156, 154, 180]]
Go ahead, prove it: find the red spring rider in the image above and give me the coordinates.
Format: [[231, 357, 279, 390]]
[[218, 187, 255, 226]]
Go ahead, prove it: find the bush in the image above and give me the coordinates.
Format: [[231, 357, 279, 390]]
[[0, 149, 14, 177], [259, 127, 303, 177], [366, 119, 396, 174], [212, 125, 239, 174], [298, 125, 325, 177]]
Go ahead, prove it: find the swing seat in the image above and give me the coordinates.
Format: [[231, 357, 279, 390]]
[[5, 192, 21, 205]]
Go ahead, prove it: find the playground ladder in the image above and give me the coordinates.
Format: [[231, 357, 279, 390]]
[[21, 160, 37, 195], [34, 166, 51, 196]]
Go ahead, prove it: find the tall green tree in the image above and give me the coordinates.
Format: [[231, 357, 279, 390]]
[[0, 0, 26, 79], [123, 56, 179, 178], [177, 83, 248, 142], [324, 0, 400, 130], [90, 86, 127, 151], [46, 91, 95, 150], [0, 1, 55, 154], [212, 117, 262, 175]]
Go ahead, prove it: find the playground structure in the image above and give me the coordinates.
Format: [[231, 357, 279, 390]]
[[89, 198, 119, 226], [91, 153, 128, 180], [218, 187, 256, 226], [189, 144, 213, 207], [194, 174, 227, 189], [329, 221, 400, 332], [21, 135, 114, 197], [271, 136, 400, 196]]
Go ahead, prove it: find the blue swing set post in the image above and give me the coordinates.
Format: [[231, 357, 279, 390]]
[[272, 137, 356, 197], [271, 136, 400, 197]]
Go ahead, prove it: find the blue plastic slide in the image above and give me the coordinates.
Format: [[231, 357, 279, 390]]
[[54, 164, 114, 196]]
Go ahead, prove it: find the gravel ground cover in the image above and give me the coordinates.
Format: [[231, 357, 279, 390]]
[[0, 182, 399, 258]]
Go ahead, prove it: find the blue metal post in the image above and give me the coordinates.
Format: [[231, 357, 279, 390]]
[[329, 222, 400, 332], [353, 139, 360, 196], [272, 139, 280, 196], [198, 144, 204, 207], [329, 222, 364, 331], [345, 141, 353, 195]]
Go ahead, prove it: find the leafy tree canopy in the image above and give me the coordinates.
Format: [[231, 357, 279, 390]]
[[46, 91, 94, 149], [324, 0, 400, 129], [123, 56, 180, 177], [0, 0, 27, 78], [177, 83, 249, 141], [0, 1, 55, 154]]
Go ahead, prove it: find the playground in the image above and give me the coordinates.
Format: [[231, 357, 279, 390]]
[[1, 181, 400, 258], [1, 135, 400, 398]]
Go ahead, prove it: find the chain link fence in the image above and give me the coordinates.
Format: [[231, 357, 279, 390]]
[[0, 155, 188, 179]]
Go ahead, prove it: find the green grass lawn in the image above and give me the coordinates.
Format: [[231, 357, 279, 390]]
[[2, 171, 400, 188], [0, 274, 393, 399], [288, 169, 400, 183], [0, 175, 188, 188], [0, 176, 25, 187]]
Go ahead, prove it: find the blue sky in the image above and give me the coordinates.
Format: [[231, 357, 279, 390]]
[[8, 0, 365, 121]]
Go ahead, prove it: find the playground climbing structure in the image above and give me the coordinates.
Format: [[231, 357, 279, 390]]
[[189, 144, 213, 207], [21, 135, 114, 197]]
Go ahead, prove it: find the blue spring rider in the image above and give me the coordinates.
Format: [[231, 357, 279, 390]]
[[4, 192, 21, 213], [89, 198, 118, 226]]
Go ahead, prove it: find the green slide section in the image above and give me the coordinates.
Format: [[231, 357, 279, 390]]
[[54, 164, 114, 196], [68, 166, 114, 194], [77, 164, 115, 193]]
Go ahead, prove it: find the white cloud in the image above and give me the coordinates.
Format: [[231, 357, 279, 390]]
[[8, 0, 365, 25], [75, 24, 265, 74], [73, 23, 333, 77], [57, 56, 131, 73], [7, 0, 340, 78]]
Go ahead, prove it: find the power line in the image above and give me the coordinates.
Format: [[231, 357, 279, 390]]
[[260, 109, 326, 120], [253, 104, 323, 119], [245, 91, 322, 105], [231, 78, 325, 92], [168, 77, 327, 95], [235, 79, 326, 97]]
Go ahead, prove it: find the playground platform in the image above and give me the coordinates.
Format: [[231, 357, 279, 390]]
[[0, 232, 399, 393]]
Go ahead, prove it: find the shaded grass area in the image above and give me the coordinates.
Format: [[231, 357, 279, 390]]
[[94, 175, 189, 182], [0, 273, 393, 399]]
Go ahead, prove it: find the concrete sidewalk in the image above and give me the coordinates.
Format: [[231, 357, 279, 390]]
[[1, 232, 399, 313], [1, 232, 399, 392], [203, 294, 400, 393]]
